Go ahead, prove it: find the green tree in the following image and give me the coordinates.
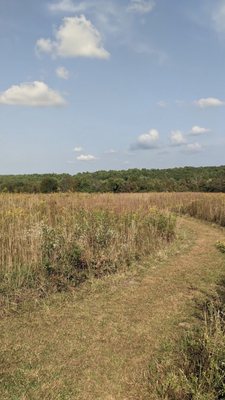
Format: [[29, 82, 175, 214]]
[[40, 177, 59, 193]]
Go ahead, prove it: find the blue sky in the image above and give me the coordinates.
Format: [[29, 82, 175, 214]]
[[0, 0, 225, 174]]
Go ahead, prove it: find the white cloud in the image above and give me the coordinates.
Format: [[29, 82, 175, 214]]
[[131, 129, 159, 150], [0, 81, 66, 107], [49, 0, 87, 13], [128, 0, 155, 14], [195, 97, 225, 108], [185, 142, 203, 153], [190, 126, 210, 135], [56, 66, 70, 79], [74, 147, 83, 152], [170, 130, 186, 146], [77, 154, 97, 161], [36, 16, 110, 59], [48, 2, 164, 64]]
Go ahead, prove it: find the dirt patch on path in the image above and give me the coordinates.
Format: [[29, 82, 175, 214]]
[[1, 218, 225, 400]]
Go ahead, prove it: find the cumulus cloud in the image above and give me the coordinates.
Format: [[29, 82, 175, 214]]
[[127, 0, 155, 14], [170, 130, 186, 146], [77, 154, 97, 161], [74, 146, 83, 152], [48, 1, 164, 63], [56, 66, 70, 79], [131, 129, 159, 150], [0, 81, 66, 107], [185, 142, 203, 153], [190, 126, 210, 135], [195, 97, 225, 108], [36, 15, 110, 59]]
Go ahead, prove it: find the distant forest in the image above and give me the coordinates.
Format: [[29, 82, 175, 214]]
[[0, 166, 225, 193]]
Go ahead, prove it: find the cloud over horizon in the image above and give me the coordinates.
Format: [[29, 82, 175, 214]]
[[190, 126, 210, 135], [131, 129, 159, 150], [0, 1, 224, 173], [185, 142, 203, 153], [170, 130, 186, 146], [0, 81, 66, 107], [195, 97, 225, 108], [77, 154, 97, 161]]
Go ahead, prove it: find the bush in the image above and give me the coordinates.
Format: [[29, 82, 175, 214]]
[[41, 225, 87, 289], [40, 177, 58, 193]]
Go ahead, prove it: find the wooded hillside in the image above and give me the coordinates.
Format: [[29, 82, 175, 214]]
[[0, 165, 225, 193]]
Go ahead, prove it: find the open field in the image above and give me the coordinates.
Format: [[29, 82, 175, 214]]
[[0, 193, 177, 305], [1, 192, 225, 399], [1, 191, 225, 301]]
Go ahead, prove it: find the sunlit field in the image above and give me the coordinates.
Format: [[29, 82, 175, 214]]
[[1, 192, 225, 399], [1, 192, 225, 299], [0, 193, 177, 299]]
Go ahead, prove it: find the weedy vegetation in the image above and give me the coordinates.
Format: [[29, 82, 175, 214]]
[[1, 191, 225, 304], [0, 193, 176, 305], [149, 291, 225, 400], [1, 192, 225, 399]]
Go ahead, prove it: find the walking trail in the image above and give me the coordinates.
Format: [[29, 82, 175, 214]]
[[1, 217, 225, 400]]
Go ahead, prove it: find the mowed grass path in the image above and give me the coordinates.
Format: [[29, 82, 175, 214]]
[[1, 217, 225, 400]]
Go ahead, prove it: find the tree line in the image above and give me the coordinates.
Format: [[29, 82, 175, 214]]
[[0, 166, 225, 193]]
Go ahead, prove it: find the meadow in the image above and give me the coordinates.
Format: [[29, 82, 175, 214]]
[[1, 191, 225, 300], [0, 193, 177, 301], [1, 192, 225, 399]]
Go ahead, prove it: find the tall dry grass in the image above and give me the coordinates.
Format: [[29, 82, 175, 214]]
[[1, 191, 225, 299], [0, 193, 176, 297]]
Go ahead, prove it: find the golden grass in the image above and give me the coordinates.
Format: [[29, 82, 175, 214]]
[[1, 193, 225, 399], [1, 191, 225, 302], [1, 216, 225, 400], [0, 193, 176, 299]]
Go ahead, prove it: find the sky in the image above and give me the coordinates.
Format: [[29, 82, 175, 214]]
[[0, 0, 225, 174]]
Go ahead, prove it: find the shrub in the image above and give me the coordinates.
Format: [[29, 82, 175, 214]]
[[40, 177, 58, 193]]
